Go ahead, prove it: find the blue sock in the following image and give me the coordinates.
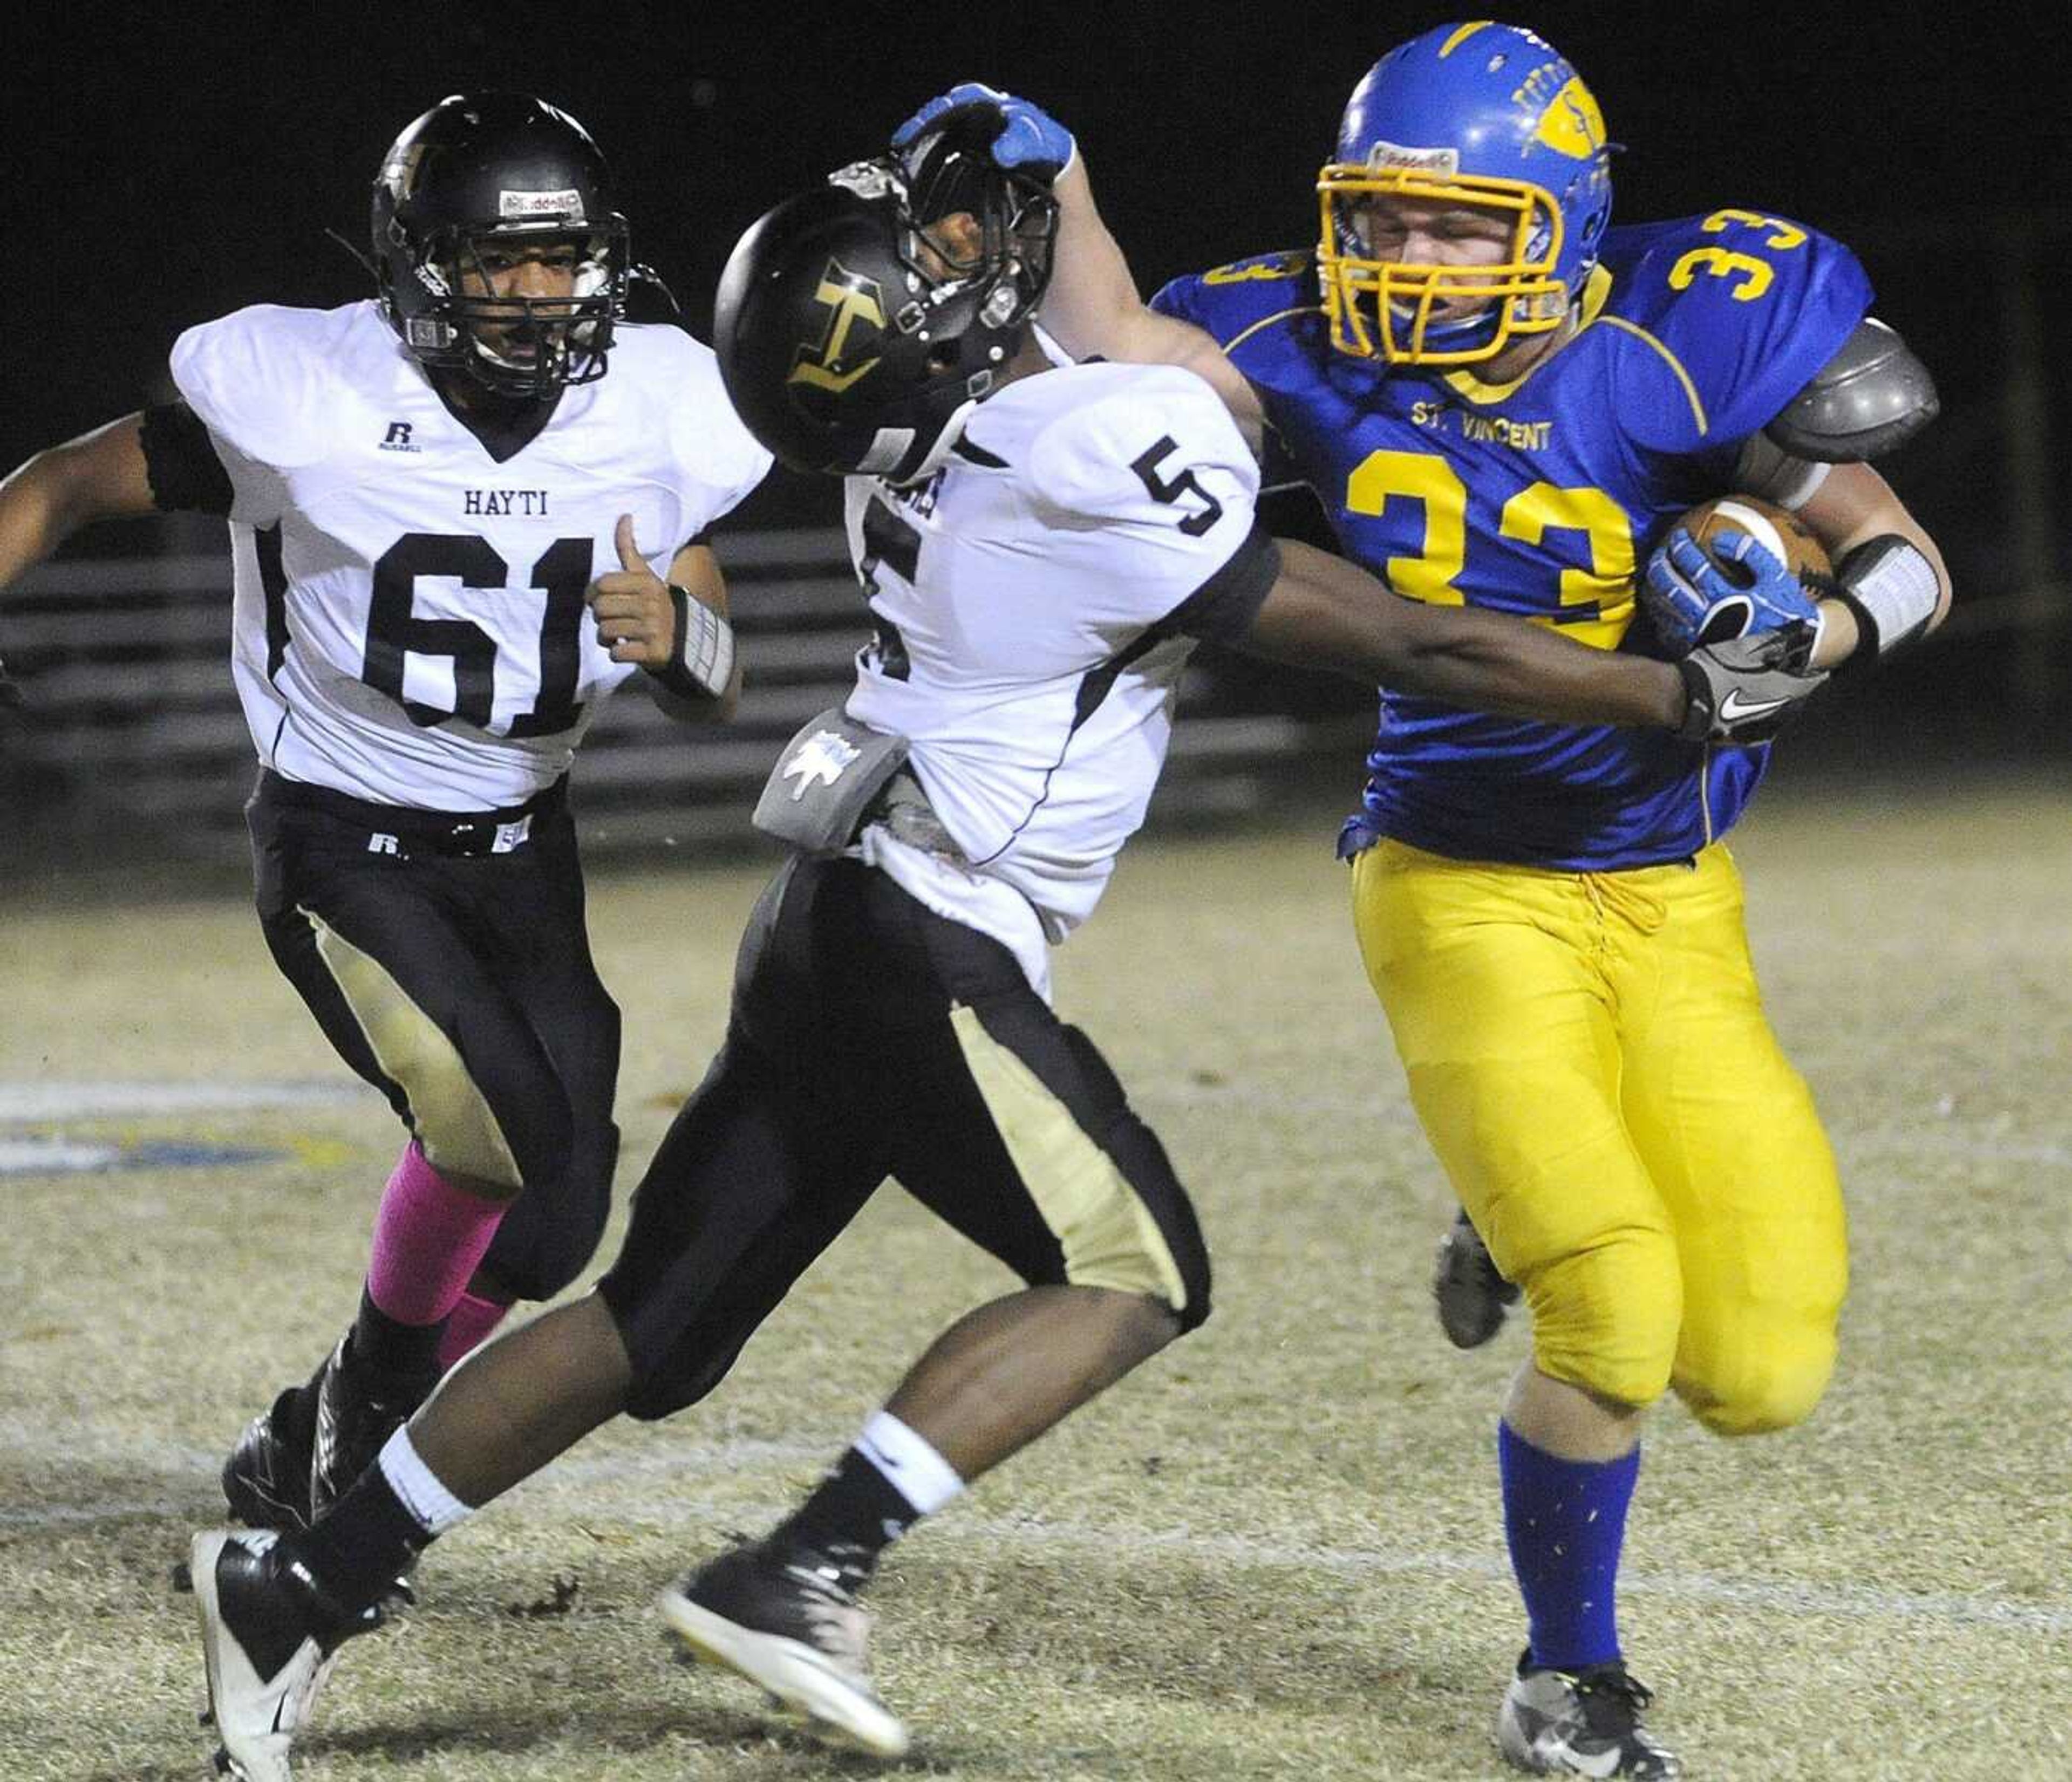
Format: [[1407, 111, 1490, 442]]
[[1497, 1420, 1639, 1672]]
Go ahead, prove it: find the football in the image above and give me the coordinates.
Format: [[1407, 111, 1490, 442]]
[[1674, 494, 1835, 595]]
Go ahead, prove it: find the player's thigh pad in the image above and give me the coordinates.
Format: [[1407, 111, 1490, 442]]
[[1350, 840, 1682, 1407], [468, 813, 624, 1298], [743, 859, 1209, 1326], [251, 798, 576, 1194], [794, 859, 1208, 1327], [892, 989, 1211, 1330], [1614, 846, 1848, 1435]]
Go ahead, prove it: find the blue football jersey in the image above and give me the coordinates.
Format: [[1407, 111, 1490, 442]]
[[1154, 210, 1873, 868]]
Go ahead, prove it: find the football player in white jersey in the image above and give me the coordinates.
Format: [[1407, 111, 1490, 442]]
[[0, 94, 767, 1535], [183, 141, 1821, 1779]]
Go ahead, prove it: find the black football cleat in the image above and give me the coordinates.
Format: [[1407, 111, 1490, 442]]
[[1433, 1206, 1522, 1349], [222, 1379, 320, 1533], [308, 1334, 439, 1520], [191, 1528, 382, 1782], [658, 1539, 909, 1758]]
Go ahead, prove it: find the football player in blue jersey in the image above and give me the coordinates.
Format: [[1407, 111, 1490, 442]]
[[895, 23, 1949, 1778]]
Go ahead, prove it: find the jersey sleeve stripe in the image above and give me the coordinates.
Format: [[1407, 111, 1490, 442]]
[[254, 522, 290, 682], [1164, 523, 1282, 645], [139, 401, 236, 516], [1596, 315, 1711, 438], [1220, 305, 1324, 356]]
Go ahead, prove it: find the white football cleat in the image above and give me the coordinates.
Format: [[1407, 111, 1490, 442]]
[[1497, 1651, 1684, 1778], [658, 1540, 909, 1759], [192, 1529, 378, 1782]]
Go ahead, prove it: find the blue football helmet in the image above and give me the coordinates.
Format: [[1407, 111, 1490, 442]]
[[1317, 21, 1613, 365]]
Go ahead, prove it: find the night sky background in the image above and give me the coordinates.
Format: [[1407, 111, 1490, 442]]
[[7, 0, 2070, 736]]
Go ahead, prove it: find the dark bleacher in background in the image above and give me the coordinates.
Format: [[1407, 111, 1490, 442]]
[[0, 525, 1370, 865]]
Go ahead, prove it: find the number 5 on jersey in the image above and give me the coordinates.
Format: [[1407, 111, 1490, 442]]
[[1132, 436, 1225, 537]]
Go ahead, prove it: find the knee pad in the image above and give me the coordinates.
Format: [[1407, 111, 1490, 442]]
[[1521, 1230, 1683, 1411], [476, 1118, 619, 1302], [1679, 1319, 1837, 1436]]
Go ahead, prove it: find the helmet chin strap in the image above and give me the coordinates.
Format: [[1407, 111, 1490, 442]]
[[1389, 298, 1506, 357], [468, 329, 563, 386], [1405, 304, 1503, 341], [1388, 269, 1587, 360]]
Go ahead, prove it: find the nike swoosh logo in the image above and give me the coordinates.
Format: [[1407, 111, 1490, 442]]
[[1717, 689, 1786, 722]]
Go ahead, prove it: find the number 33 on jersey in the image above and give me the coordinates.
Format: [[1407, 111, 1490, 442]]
[[171, 301, 769, 809], [1157, 207, 1872, 867]]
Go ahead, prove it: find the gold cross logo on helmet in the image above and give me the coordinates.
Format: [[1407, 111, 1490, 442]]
[[789, 259, 887, 393]]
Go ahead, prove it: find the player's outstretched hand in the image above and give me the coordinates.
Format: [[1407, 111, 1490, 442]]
[[587, 514, 677, 667], [1645, 525, 1821, 655], [1676, 622, 1825, 745], [891, 83, 1076, 186]]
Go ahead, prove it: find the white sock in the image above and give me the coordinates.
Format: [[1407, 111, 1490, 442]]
[[855, 1409, 964, 1517], [376, 1425, 474, 1535]]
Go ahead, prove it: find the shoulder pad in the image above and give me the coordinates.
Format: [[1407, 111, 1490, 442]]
[[1598, 213, 1873, 455], [1151, 250, 1315, 347], [1026, 365, 1257, 528], [1763, 318, 1939, 462], [609, 324, 773, 501], [168, 303, 362, 473]]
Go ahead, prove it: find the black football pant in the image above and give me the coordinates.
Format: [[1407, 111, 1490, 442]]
[[598, 854, 1212, 1421], [248, 770, 621, 1302]]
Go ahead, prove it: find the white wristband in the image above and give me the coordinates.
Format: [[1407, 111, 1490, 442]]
[[1837, 535, 1939, 661], [653, 584, 736, 700]]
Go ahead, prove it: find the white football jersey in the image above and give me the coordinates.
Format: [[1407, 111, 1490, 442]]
[[844, 360, 1269, 964], [170, 301, 771, 810]]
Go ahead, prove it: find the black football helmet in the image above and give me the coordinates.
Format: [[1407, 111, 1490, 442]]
[[371, 93, 631, 398], [713, 148, 1056, 482]]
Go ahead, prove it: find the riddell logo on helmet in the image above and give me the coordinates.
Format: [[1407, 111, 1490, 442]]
[[1365, 141, 1460, 175], [499, 188, 585, 221]]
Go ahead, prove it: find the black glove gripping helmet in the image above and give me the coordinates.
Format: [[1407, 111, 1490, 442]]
[[714, 148, 1057, 483], [371, 93, 631, 398]]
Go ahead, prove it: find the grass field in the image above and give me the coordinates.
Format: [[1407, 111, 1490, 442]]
[[3, 771, 2068, 1781]]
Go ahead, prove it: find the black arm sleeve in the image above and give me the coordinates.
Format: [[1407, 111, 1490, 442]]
[[138, 401, 235, 516], [1164, 523, 1283, 645]]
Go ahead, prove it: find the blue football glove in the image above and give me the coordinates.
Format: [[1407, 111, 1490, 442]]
[[891, 82, 1076, 186], [1642, 525, 1822, 656]]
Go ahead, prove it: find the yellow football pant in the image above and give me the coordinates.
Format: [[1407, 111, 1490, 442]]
[[1352, 838, 1846, 1434]]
